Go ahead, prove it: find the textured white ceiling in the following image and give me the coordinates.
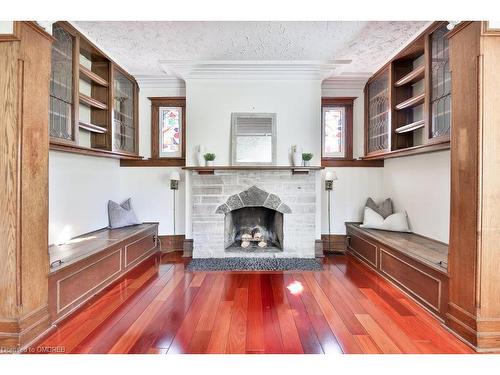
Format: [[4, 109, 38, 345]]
[[72, 21, 428, 77]]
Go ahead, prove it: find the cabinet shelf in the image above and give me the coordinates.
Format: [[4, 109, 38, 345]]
[[79, 121, 107, 134], [395, 92, 425, 111], [395, 120, 425, 134], [79, 65, 109, 87], [394, 65, 425, 87], [79, 93, 108, 110]]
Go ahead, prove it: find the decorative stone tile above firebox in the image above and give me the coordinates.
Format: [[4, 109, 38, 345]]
[[190, 170, 318, 259], [216, 186, 292, 215]]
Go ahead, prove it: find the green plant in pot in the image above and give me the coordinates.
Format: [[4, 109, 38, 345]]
[[302, 153, 313, 167], [204, 153, 216, 167]]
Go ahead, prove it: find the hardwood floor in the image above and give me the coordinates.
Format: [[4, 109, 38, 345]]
[[33, 252, 473, 354]]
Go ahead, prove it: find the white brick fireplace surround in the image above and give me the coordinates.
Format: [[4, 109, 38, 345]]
[[189, 170, 320, 258]]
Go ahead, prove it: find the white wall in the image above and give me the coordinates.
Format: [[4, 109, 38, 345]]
[[186, 79, 322, 166], [119, 85, 187, 236], [321, 167, 384, 234], [49, 151, 121, 244], [382, 150, 450, 243]]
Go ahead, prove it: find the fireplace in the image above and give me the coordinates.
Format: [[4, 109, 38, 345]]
[[190, 171, 318, 258], [224, 206, 284, 253]]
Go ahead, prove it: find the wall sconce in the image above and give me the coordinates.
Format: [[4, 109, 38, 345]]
[[170, 171, 180, 190], [170, 171, 181, 235], [325, 170, 338, 254]]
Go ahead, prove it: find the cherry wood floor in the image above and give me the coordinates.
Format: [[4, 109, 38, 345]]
[[35, 252, 473, 354]]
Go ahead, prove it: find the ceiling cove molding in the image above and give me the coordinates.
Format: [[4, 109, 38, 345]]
[[321, 76, 369, 91], [158, 60, 352, 80], [134, 75, 186, 90]]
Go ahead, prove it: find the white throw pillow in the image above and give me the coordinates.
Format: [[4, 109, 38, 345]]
[[360, 207, 411, 232]]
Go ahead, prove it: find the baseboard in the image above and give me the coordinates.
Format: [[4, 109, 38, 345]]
[[0, 305, 50, 351], [159, 235, 185, 253], [321, 234, 347, 253], [183, 239, 193, 258]]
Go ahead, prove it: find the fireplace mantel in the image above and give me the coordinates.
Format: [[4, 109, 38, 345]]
[[183, 165, 324, 175]]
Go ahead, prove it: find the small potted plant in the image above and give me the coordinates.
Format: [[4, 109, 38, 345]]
[[302, 153, 313, 167], [204, 153, 216, 167]]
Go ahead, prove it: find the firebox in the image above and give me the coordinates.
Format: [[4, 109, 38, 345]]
[[224, 206, 284, 253]]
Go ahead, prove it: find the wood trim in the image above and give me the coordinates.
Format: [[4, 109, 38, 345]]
[[79, 93, 108, 110], [183, 166, 324, 171], [124, 232, 157, 267], [120, 158, 186, 167], [150, 97, 186, 162], [321, 97, 354, 161], [50, 142, 143, 160], [0, 21, 22, 41], [321, 159, 384, 167], [379, 248, 442, 312], [361, 141, 450, 160], [321, 234, 347, 253], [159, 235, 185, 253]]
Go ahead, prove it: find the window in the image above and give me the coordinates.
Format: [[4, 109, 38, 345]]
[[150, 97, 186, 164], [321, 98, 354, 163]]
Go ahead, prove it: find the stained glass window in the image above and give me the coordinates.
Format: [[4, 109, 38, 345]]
[[323, 106, 346, 158], [159, 107, 182, 157]]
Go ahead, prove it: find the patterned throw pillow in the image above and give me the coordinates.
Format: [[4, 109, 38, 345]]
[[365, 197, 393, 219], [108, 198, 141, 229]]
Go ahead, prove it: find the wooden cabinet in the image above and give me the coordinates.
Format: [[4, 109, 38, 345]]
[[49, 22, 140, 160], [447, 21, 500, 352], [112, 67, 138, 155], [0, 21, 52, 349], [365, 68, 391, 156], [363, 22, 452, 160]]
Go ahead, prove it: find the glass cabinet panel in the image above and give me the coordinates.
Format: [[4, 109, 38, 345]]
[[367, 70, 390, 153], [430, 25, 451, 139], [113, 69, 135, 153], [49, 24, 74, 142]]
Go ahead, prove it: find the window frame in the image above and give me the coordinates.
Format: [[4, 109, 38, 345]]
[[149, 97, 186, 166], [321, 97, 355, 164]]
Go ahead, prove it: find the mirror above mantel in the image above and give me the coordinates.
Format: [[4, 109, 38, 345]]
[[230, 112, 277, 166]]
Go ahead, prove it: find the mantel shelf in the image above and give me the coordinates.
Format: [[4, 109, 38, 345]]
[[183, 166, 324, 175]]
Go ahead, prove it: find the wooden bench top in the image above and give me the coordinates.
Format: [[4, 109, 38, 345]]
[[49, 223, 158, 273], [345, 222, 448, 272]]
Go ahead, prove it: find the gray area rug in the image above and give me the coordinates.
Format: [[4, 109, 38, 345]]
[[186, 257, 323, 271]]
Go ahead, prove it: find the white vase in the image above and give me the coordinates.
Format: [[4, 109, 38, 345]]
[[292, 145, 303, 167], [196, 145, 205, 166], [206, 160, 214, 167]]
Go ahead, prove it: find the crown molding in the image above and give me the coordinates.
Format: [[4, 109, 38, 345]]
[[321, 75, 370, 91], [134, 75, 186, 90], [158, 60, 352, 80]]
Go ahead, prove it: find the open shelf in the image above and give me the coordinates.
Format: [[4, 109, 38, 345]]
[[394, 65, 425, 87], [79, 93, 107, 110], [395, 120, 426, 134], [395, 92, 425, 111], [79, 65, 109, 87], [78, 121, 107, 134]]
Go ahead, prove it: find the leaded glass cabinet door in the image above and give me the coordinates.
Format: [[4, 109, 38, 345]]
[[366, 69, 390, 155], [49, 23, 76, 143], [429, 24, 451, 142], [112, 68, 136, 154]]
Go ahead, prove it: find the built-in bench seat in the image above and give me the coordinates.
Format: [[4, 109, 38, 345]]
[[48, 223, 160, 323], [345, 222, 449, 319]]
